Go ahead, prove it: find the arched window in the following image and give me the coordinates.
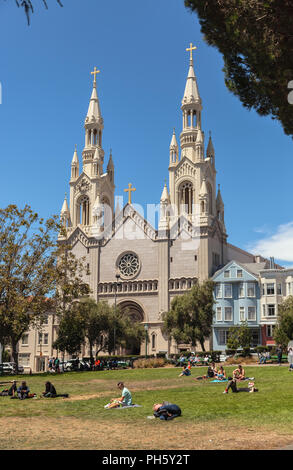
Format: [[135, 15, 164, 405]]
[[78, 195, 90, 226], [179, 181, 194, 215], [93, 129, 97, 145]]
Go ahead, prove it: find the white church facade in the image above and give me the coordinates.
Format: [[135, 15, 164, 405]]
[[58, 45, 258, 356]]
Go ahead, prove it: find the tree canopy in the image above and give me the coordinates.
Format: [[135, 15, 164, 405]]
[[273, 296, 293, 347], [0, 204, 89, 367], [164, 280, 214, 351], [185, 0, 293, 137]]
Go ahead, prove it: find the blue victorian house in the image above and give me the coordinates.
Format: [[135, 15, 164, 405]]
[[212, 260, 261, 351]]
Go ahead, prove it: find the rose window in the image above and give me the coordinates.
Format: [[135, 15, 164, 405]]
[[118, 253, 140, 278]]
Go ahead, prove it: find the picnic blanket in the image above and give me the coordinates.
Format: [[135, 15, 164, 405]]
[[104, 403, 142, 409], [211, 379, 228, 383]]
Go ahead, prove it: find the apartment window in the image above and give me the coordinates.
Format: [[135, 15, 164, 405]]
[[216, 306, 222, 322], [224, 307, 233, 321], [18, 353, 30, 367], [218, 329, 229, 345], [266, 325, 275, 337], [43, 333, 49, 345], [277, 283, 282, 295], [262, 284, 265, 295], [215, 284, 222, 298], [239, 282, 245, 298], [248, 306, 256, 321], [239, 306, 245, 322], [42, 315, 48, 325], [224, 283, 232, 298], [247, 283, 256, 297], [38, 333, 43, 345], [22, 334, 29, 345], [224, 270, 230, 278], [237, 270, 243, 278], [267, 304, 276, 316], [266, 283, 275, 295]]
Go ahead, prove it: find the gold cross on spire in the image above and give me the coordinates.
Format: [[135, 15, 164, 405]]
[[91, 66, 100, 84], [124, 183, 136, 204], [186, 42, 197, 61]]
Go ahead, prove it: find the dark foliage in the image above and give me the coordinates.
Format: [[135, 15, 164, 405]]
[[185, 0, 293, 137], [15, 0, 63, 25]]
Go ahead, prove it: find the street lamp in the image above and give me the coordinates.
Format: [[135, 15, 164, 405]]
[[113, 273, 121, 355], [144, 323, 149, 358]]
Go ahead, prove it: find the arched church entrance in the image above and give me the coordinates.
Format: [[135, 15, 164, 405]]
[[118, 300, 144, 355]]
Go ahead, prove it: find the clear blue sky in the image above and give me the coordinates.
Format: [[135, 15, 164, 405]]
[[0, 0, 292, 264]]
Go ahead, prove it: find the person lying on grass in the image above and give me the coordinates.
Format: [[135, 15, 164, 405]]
[[108, 382, 133, 408], [223, 379, 258, 394], [153, 402, 182, 420], [0, 380, 17, 397], [178, 365, 191, 377], [42, 381, 69, 398]]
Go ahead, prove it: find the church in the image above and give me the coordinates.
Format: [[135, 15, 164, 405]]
[[58, 44, 258, 355]]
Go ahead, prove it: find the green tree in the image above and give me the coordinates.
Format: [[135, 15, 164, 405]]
[[53, 309, 84, 357], [185, 0, 293, 137], [273, 296, 293, 348], [164, 280, 215, 351], [0, 204, 90, 369], [77, 298, 113, 360], [0, 205, 58, 368], [14, 0, 63, 25], [226, 321, 252, 350]]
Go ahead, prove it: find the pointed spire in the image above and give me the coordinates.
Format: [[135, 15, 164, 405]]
[[71, 145, 79, 166], [206, 132, 215, 157], [169, 128, 178, 149], [216, 184, 224, 207], [86, 68, 102, 122], [182, 53, 200, 105], [107, 148, 114, 169], [196, 128, 203, 144], [199, 177, 208, 196], [61, 193, 69, 215], [160, 182, 170, 202]]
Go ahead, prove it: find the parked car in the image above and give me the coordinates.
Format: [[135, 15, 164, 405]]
[[64, 359, 91, 372], [0, 362, 24, 375]]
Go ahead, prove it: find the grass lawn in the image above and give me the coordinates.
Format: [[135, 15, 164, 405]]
[[0, 365, 293, 450]]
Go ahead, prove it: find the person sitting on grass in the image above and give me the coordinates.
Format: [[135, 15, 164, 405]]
[[153, 402, 182, 420], [195, 365, 216, 380], [42, 381, 69, 398], [14, 381, 36, 400], [223, 379, 258, 394], [179, 365, 191, 377], [232, 364, 246, 381], [107, 382, 133, 408], [216, 366, 226, 380], [0, 380, 17, 397]]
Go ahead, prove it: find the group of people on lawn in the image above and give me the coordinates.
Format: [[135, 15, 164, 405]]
[[0, 380, 68, 399], [179, 362, 258, 393]]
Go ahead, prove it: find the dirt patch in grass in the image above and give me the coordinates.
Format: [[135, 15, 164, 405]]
[[65, 381, 197, 402], [0, 416, 291, 450]]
